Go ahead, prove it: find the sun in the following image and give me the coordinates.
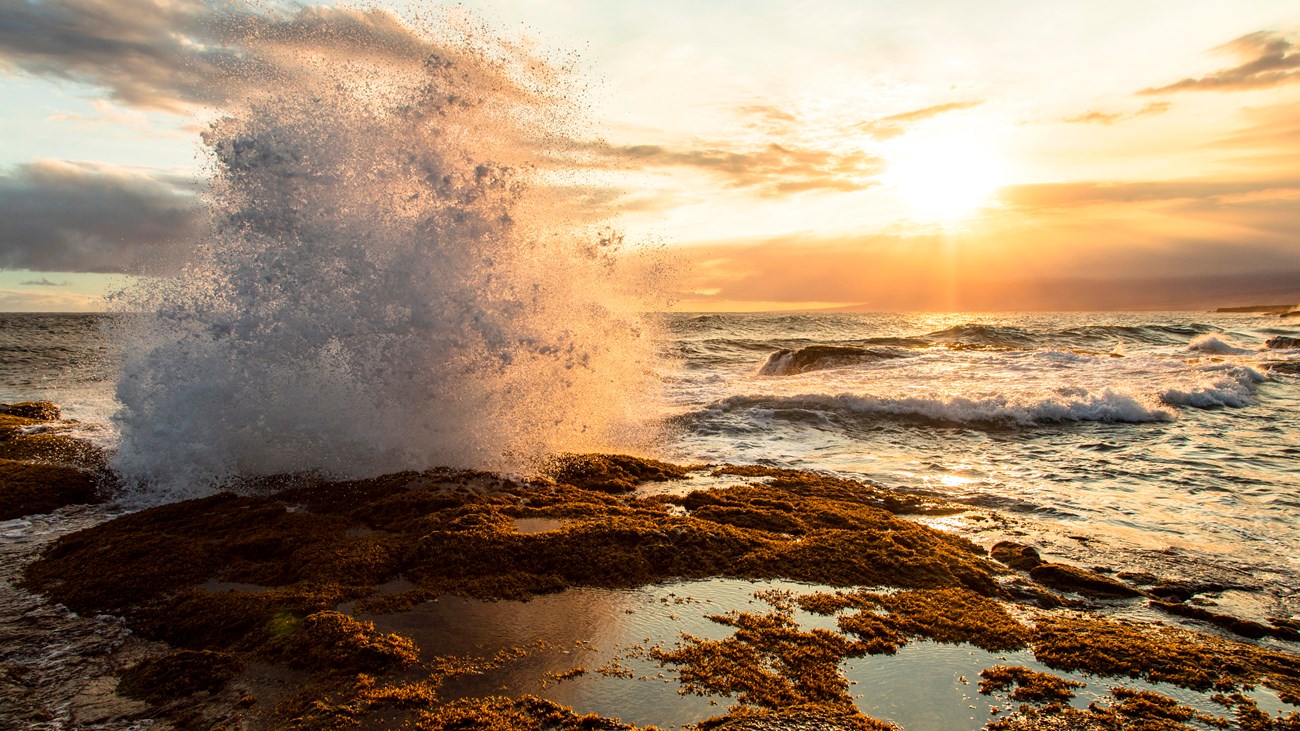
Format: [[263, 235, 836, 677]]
[[880, 129, 1009, 224]]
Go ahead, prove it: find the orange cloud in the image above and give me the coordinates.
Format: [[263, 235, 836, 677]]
[[1140, 31, 1300, 94]]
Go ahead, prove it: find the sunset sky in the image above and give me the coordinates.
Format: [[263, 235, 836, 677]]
[[2, 0, 1299, 311]]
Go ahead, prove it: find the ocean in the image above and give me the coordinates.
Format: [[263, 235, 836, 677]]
[[660, 311, 1300, 604], [3, 309, 1300, 729], [4, 309, 1299, 597]]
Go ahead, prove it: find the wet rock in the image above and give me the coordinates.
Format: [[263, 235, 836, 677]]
[[119, 649, 243, 704], [1268, 361, 1300, 376], [1265, 336, 1300, 349], [990, 541, 1043, 571], [0, 433, 107, 470], [0, 459, 101, 520], [1149, 600, 1300, 642], [999, 576, 1066, 609], [1147, 580, 1235, 603], [1028, 563, 1143, 598], [69, 676, 149, 725], [546, 453, 690, 493], [0, 402, 60, 421], [1117, 571, 1159, 585]]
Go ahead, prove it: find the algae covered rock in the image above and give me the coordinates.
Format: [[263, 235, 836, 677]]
[[1029, 562, 1142, 598], [990, 541, 1043, 571], [0, 459, 100, 520], [546, 453, 690, 493], [118, 650, 242, 704], [0, 401, 61, 421]]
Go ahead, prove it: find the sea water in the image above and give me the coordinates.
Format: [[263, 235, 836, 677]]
[[4, 309, 1298, 599]]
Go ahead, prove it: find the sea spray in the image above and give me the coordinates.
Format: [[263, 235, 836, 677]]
[[112, 11, 667, 498]]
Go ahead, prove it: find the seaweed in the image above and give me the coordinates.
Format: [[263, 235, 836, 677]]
[[979, 665, 1084, 703], [118, 650, 243, 704], [0, 459, 100, 519], [1029, 563, 1143, 598], [1032, 614, 1300, 703]]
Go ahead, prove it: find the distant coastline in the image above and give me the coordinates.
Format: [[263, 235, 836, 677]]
[[1213, 304, 1299, 315]]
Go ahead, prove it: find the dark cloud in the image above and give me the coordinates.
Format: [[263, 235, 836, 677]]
[[572, 140, 883, 196], [1140, 31, 1300, 95], [0, 0, 443, 111], [1064, 102, 1171, 125], [857, 100, 984, 139], [0, 160, 205, 273], [19, 277, 71, 286]]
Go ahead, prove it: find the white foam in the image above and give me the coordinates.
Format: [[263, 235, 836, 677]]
[[111, 17, 668, 500], [716, 388, 1175, 426], [1187, 333, 1254, 355], [1159, 364, 1264, 408]]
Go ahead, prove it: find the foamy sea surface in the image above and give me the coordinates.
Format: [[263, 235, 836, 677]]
[[657, 310, 1300, 599], [3, 309, 1300, 729], [5, 309, 1298, 578]]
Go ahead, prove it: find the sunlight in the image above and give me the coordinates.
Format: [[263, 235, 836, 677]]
[[880, 128, 1009, 224]]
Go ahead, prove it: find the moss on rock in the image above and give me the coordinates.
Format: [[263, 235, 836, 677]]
[[1029, 562, 1143, 598], [0, 401, 60, 421], [978, 665, 1084, 703], [0, 459, 100, 519], [118, 650, 242, 704]]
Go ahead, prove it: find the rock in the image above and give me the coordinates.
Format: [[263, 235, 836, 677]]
[[0, 402, 60, 421], [1028, 563, 1143, 598], [0, 459, 101, 520], [990, 541, 1043, 571], [999, 576, 1065, 609], [70, 677, 149, 725], [1265, 336, 1300, 349], [1146, 580, 1234, 603], [119, 650, 243, 704], [1149, 600, 1300, 641], [0, 433, 107, 470], [545, 453, 691, 493], [1116, 571, 1159, 585]]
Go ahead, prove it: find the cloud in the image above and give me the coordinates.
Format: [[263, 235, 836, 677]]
[[668, 228, 1300, 312], [737, 104, 798, 125], [998, 176, 1300, 208], [857, 100, 984, 140], [19, 277, 72, 286], [0, 0, 452, 111], [1064, 102, 1171, 125], [1140, 31, 1300, 95], [571, 140, 883, 196], [0, 160, 205, 273]]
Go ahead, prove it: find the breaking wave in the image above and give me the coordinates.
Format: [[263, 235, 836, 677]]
[[758, 345, 911, 376], [1187, 334, 1255, 355], [112, 12, 666, 498], [707, 389, 1176, 427]]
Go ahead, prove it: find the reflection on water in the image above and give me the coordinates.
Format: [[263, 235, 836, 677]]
[[363, 578, 1300, 730]]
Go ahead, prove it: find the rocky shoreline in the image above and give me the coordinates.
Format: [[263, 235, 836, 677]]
[[2, 403, 1299, 729]]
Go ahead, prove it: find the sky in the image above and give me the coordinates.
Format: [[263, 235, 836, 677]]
[[1, 0, 1299, 311]]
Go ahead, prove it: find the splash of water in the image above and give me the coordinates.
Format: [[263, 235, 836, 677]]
[[112, 12, 666, 499]]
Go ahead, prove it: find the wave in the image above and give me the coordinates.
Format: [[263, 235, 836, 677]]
[[111, 14, 665, 498], [924, 324, 1035, 349], [757, 345, 912, 375], [706, 390, 1176, 428], [1187, 334, 1255, 355], [1159, 365, 1264, 408]]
